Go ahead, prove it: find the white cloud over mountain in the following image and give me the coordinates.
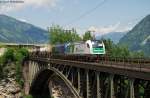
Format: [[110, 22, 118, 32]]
[[0, 0, 58, 13], [88, 22, 132, 35]]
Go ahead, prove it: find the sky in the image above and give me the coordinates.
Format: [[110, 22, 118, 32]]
[[0, 0, 150, 35]]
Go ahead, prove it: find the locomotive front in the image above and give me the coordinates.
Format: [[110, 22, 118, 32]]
[[87, 40, 105, 54]]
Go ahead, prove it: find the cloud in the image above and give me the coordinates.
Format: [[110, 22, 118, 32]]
[[0, 0, 58, 13], [88, 22, 132, 35], [25, 0, 58, 8]]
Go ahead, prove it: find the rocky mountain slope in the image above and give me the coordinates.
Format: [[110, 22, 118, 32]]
[[119, 15, 150, 56]]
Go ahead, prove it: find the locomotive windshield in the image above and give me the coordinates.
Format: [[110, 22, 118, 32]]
[[91, 40, 105, 54], [92, 41, 103, 48]]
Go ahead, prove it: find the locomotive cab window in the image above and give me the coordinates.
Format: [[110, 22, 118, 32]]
[[92, 42, 99, 48]]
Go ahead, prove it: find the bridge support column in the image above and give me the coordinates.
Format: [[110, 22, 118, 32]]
[[144, 81, 150, 98], [29, 61, 33, 86], [48, 80, 53, 97], [32, 62, 36, 80], [110, 74, 114, 98], [23, 61, 30, 95], [77, 68, 81, 94], [96, 72, 101, 98], [86, 70, 90, 98], [129, 78, 135, 98], [71, 71, 74, 84], [35, 62, 39, 76]]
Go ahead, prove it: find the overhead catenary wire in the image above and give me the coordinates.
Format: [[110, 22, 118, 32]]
[[65, 0, 108, 26]]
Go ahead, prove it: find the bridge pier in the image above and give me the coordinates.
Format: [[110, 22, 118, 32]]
[[77, 68, 81, 94], [71, 70, 74, 84], [129, 78, 135, 98], [32, 62, 36, 82], [134, 79, 141, 98], [144, 81, 150, 97], [104, 76, 109, 98], [23, 61, 30, 95], [86, 70, 90, 98], [48, 80, 53, 98], [29, 61, 35, 86], [110, 74, 115, 98], [96, 72, 101, 98]]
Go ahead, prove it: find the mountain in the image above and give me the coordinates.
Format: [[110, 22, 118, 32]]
[[96, 32, 127, 44], [119, 15, 150, 56], [0, 15, 49, 44]]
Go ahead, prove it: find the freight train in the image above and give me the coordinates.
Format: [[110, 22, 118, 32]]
[[52, 40, 105, 55]]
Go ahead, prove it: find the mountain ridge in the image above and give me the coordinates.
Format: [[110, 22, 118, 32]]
[[0, 14, 49, 44]]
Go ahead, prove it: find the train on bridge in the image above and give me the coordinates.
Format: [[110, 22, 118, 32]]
[[31, 39, 150, 64], [52, 40, 106, 55]]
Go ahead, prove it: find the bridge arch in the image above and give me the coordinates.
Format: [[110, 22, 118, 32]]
[[29, 66, 80, 98]]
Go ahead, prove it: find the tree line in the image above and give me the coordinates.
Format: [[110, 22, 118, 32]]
[[49, 25, 94, 44], [0, 47, 29, 86]]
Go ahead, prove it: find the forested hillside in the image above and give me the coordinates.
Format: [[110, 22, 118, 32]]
[[119, 15, 150, 56]]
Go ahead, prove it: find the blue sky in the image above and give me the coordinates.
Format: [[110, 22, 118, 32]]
[[0, 0, 150, 35]]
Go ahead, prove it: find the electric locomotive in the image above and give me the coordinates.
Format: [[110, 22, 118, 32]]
[[52, 40, 105, 55]]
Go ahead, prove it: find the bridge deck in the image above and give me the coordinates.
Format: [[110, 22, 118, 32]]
[[30, 57, 150, 81]]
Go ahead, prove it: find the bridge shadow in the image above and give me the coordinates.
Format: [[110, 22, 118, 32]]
[[29, 69, 52, 98]]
